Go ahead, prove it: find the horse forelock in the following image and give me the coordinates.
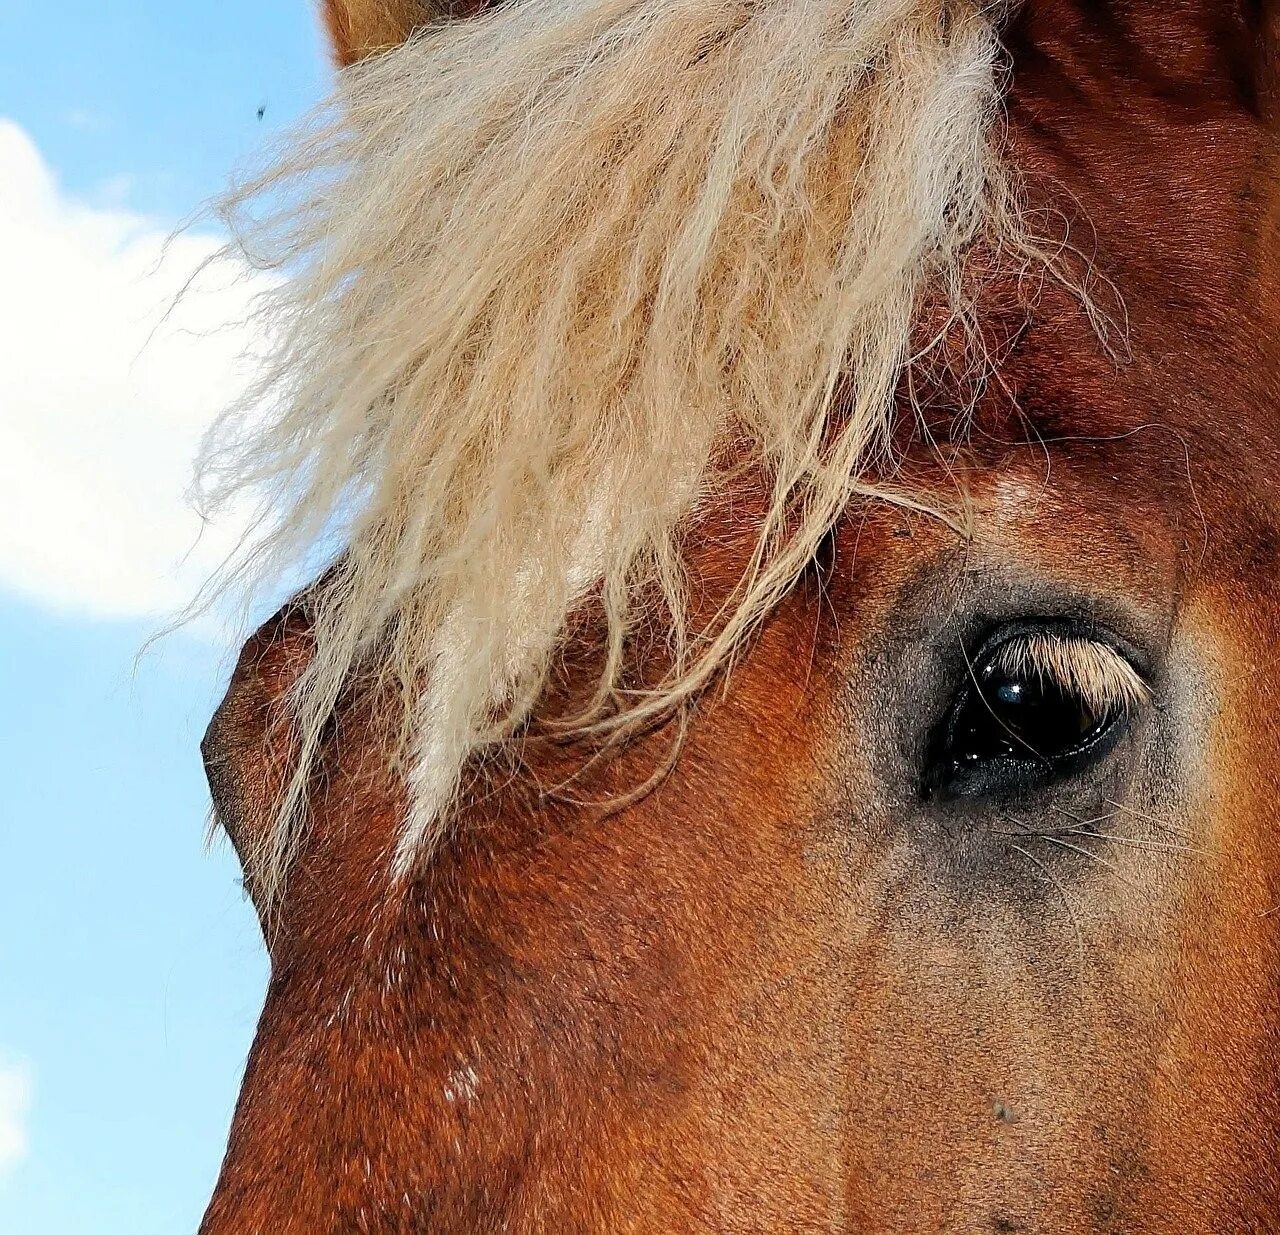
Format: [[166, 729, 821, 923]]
[[199, 0, 1054, 903]]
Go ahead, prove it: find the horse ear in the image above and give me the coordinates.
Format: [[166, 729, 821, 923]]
[[323, 0, 453, 66]]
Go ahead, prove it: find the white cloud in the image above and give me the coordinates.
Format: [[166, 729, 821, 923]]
[[0, 118, 268, 623], [0, 1060, 31, 1182]]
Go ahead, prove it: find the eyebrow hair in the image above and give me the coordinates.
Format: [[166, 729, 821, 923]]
[[992, 632, 1151, 716]]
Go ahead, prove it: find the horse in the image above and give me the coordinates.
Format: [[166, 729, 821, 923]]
[[197, 0, 1280, 1230]]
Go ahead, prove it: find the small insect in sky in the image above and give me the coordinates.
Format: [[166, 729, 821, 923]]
[[256, 103, 267, 121]]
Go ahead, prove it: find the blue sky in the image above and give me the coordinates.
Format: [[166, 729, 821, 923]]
[[0, 4, 334, 1230]]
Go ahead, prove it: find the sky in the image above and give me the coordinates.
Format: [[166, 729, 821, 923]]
[[0, 3, 333, 1230]]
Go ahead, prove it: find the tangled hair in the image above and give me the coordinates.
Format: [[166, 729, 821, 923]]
[[201, 0, 1039, 900]]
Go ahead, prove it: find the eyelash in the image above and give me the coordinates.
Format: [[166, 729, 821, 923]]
[[923, 627, 1147, 801]]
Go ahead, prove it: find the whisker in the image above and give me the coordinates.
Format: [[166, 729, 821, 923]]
[[1005, 808, 1214, 865], [1102, 798, 1195, 841], [1048, 805, 1119, 830], [1047, 805, 1211, 857], [1038, 834, 1139, 889], [1057, 830, 1212, 861], [994, 814, 1044, 838], [1006, 839, 1088, 976]]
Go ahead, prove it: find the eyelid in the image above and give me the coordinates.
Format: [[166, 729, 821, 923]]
[[988, 632, 1151, 717]]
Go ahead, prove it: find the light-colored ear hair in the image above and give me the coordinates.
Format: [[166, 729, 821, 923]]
[[324, 0, 449, 65], [202, 0, 1054, 903], [993, 634, 1151, 717]]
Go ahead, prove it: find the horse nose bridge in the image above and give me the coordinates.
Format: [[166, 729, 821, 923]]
[[196, 965, 377, 1234]]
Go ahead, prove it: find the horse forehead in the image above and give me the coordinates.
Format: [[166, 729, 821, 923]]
[[1010, 0, 1272, 124], [1008, 2, 1280, 301]]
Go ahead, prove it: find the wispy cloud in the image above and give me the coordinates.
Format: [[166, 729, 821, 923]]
[[0, 1060, 32, 1182], [0, 118, 267, 624], [94, 173, 138, 207], [63, 107, 108, 133]]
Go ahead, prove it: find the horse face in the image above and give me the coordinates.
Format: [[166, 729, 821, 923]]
[[199, 2, 1280, 1230]]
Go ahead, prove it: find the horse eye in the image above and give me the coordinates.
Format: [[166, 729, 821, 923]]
[[926, 639, 1133, 800]]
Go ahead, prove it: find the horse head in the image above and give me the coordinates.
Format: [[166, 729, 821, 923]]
[[199, 2, 1280, 1229]]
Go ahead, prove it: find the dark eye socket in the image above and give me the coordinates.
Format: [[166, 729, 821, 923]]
[[926, 633, 1142, 800]]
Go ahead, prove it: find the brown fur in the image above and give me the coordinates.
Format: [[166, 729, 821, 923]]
[[323, 0, 461, 66], [200, 1, 1280, 1231]]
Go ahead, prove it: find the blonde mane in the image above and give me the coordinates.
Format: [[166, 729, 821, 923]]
[[201, 0, 1038, 900]]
